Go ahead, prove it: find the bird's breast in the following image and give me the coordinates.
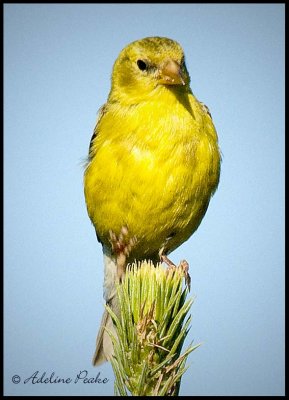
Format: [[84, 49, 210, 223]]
[[84, 96, 220, 258]]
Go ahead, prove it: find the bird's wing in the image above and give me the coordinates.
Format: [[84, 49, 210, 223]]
[[87, 104, 108, 161], [199, 101, 212, 119]]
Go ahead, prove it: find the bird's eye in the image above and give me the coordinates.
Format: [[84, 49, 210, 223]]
[[137, 59, 147, 71]]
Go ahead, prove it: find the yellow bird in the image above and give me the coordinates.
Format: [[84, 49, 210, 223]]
[[84, 36, 221, 365]]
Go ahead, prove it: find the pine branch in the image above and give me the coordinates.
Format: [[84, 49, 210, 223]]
[[106, 260, 200, 396]]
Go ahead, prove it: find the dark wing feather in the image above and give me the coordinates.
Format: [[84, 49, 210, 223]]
[[88, 104, 107, 161]]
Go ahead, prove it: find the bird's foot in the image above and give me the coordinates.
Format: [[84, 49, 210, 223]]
[[159, 252, 176, 270], [109, 226, 137, 281], [178, 259, 191, 291], [159, 249, 191, 291]]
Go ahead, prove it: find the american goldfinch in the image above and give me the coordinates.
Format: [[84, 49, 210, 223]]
[[84, 36, 221, 365]]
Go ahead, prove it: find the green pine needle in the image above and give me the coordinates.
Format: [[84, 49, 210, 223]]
[[107, 260, 199, 396]]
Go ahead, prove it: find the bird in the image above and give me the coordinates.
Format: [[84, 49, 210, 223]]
[[83, 36, 221, 366]]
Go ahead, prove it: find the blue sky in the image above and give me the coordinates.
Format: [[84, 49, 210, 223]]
[[4, 4, 285, 396]]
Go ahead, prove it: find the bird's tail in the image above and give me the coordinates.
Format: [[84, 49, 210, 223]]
[[92, 249, 119, 366]]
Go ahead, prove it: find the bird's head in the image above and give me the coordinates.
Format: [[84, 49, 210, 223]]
[[109, 37, 191, 104]]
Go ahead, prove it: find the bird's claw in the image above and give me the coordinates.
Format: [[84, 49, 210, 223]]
[[178, 259, 191, 291], [159, 250, 191, 291]]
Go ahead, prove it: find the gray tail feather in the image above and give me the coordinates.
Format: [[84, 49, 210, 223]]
[[92, 248, 119, 366], [92, 298, 118, 366]]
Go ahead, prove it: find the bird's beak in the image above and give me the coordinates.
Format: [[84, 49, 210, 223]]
[[158, 59, 186, 86]]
